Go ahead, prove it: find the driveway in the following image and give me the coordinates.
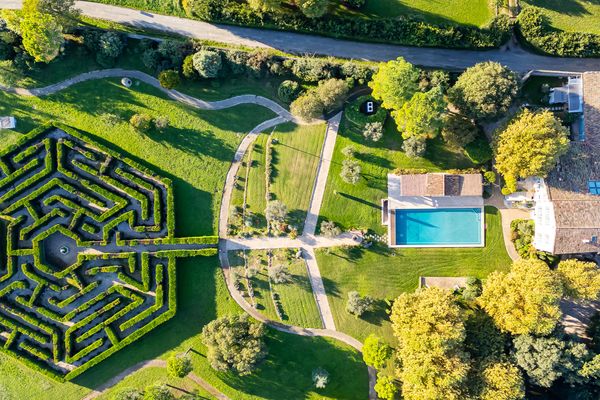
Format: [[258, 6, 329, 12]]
[[3, 0, 600, 72]]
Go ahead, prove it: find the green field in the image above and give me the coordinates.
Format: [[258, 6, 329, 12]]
[[523, 1, 600, 35], [316, 207, 511, 344], [318, 116, 475, 235], [0, 77, 368, 398], [270, 123, 327, 231], [338, 0, 493, 26]]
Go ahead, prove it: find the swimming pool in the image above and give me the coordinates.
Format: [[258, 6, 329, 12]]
[[394, 208, 483, 247]]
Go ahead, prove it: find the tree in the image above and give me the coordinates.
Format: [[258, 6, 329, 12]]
[[402, 136, 427, 159], [362, 334, 391, 369], [556, 259, 600, 300], [248, 0, 282, 13], [158, 70, 181, 89], [166, 354, 192, 378], [98, 31, 125, 59], [201, 314, 267, 375], [363, 122, 384, 142], [374, 374, 398, 400], [315, 78, 349, 111], [479, 361, 525, 400], [340, 159, 361, 184], [34, 0, 80, 29], [369, 57, 420, 111], [290, 92, 324, 121], [154, 116, 169, 131], [462, 277, 482, 301], [478, 258, 563, 336], [448, 61, 519, 121], [393, 87, 446, 140], [111, 388, 143, 400], [320, 220, 341, 238], [295, 0, 329, 18], [157, 40, 186, 69], [464, 309, 506, 361], [182, 55, 196, 79], [269, 264, 291, 284], [390, 288, 470, 400], [495, 110, 569, 193], [346, 291, 374, 317], [20, 11, 63, 63], [441, 113, 479, 148], [312, 367, 329, 388], [130, 114, 153, 133], [192, 50, 222, 78], [143, 383, 174, 400], [265, 200, 287, 224], [341, 145, 355, 158]]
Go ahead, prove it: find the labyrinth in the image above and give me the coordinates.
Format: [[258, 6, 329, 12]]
[[0, 122, 217, 380]]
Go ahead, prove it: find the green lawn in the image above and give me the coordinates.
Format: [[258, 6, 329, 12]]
[[0, 78, 369, 399], [245, 135, 270, 233], [270, 123, 327, 231], [316, 206, 511, 344], [523, 1, 600, 35], [337, 0, 493, 27], [318, 116, 475, 235]]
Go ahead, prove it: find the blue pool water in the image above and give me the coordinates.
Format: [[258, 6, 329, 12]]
[[395, 208, 482, 246]]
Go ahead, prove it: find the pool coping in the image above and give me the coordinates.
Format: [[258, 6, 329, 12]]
[[386, 206, 486, 248]]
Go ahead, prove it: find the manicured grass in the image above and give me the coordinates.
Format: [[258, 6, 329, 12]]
[[245, 134, 270, 232], [337, 0, 493, 27], [271, 123, 327, 231], [318, 116, 475, 235], [522, 1, 600, 35], [316, 206, 511, 344]]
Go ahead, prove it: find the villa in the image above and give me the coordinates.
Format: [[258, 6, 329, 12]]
[[382, 172, 484, 248], [533, 72, 600, 255]]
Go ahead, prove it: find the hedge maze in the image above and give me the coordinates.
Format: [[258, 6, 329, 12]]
[[0, 123, 217, 380]]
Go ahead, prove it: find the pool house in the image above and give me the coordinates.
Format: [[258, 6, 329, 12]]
[[382, 173, 485, 248]]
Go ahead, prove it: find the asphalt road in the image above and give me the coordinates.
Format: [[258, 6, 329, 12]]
[[3, 0, 600, 72]]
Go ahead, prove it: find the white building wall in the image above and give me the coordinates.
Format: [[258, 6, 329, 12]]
[[532, 178, 557, 253]]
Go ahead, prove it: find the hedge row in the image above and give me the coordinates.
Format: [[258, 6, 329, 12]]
[[518, 7, 600, 57], [188, 1, 512, 50]]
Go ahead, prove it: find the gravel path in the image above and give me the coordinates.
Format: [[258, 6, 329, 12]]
[[4, 0, 600, 72]]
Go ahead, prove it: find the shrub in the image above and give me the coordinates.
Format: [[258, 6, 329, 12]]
[[374, 374, 398, 400], [315, 78, 349, 111], [312, 367, 329, 389], [344, 0, 366, 9], [96, 32, 125, 67], [182, 54, 196, 79], [341, 145, 355, 158], [192, 50, 222, 78], [462, 277, 482, 301], [296, 0, 330, 18], [340, 62, 373, 85], [484, 171, 496, 184], [340, 159, 361, 184], [269, 264, 291, 284], [464, 133, 493, 165], [154, 116, 169, 131], [402, 136, 426, 159], [167, 354, 192, 378], [320, 220, 341, 237], [265, 200, 288, 223], [142, 49, 160, 71], [290, 92, 324, 121], [363, 122, 383, 142], [362, 334, 392, 369], [346, 291, 374, 317], [129, 114, 153, 133], [290, 57, 334, 82], [277, 80, 301, 103], [158, 69, 180, 89], [157, 39, 186, 69]]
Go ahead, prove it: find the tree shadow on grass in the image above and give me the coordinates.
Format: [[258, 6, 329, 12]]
[[359, 299, 390, 328], [72, 256, 221, 389], [337, 192, 380, 209], [146, 124, 233, 162], [321, 276, 341, 299]]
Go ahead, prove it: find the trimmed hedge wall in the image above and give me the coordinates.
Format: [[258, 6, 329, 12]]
[[517, 7, 600, 57]]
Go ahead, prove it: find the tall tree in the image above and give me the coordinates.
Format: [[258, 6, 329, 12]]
[[369, 57, 420, 111], [479, 361, 525, 400], [201, 314, 267, 375], [494, 110, 569, 193], [390, 288, 470, 400], [20, 11, 63, 63], [478, 259, 563, 336], [34, 0, 80, 29], [448, 61, 519, 121], [362, 334, 392, 369], [392, 87, 447, 140], [557, 259, 600, 300]]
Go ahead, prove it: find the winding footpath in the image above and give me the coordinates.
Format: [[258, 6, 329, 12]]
[[4, 0, 600, 72], [1, 71, 376, 399]]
